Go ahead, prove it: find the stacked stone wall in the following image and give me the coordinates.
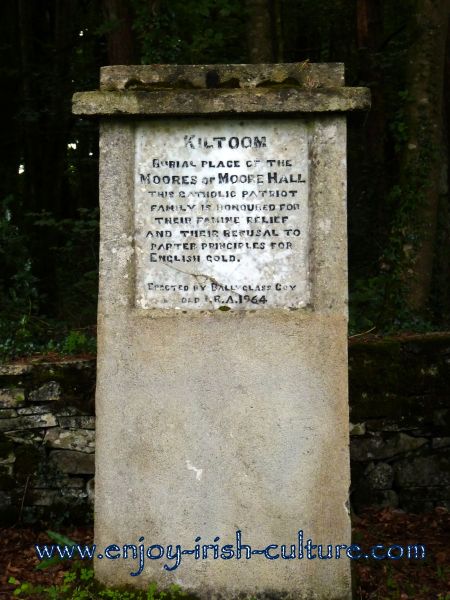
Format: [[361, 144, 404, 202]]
[[350, 334, 450, 513], [1, 334, 449, 524], [0, 360, 95, 525]]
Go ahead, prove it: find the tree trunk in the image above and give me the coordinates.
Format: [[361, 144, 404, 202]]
[[103, 0, 136, 65], [246, 0, 274, 63], [357, 0, 383, 49], [273, 0, 283, 62], [52, 0, 77, 219], [398, 0, 449, 311], [17, 0, 79, 312], [356, 0, 386, 236], [433, 14, 450, 323], [0, 1, 21, 204]]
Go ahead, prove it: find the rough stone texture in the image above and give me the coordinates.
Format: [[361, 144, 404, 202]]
[[394, 452, 450, 488], [50, 450, 95, 475], [0, 388, 25, 408], [18, 404, 59, 415], [1, 334, 450, 523], [29, 381, 61, 402], [81, 63, 358, 599], [349, 334, 450, 513], [73, 87, 370, 117], [0, 413, 57, 432], [0, 364, 33, 376], [365, 463, 394, 490], [73, 62, 371, 122], [45, 428, 95, 453], [58, 416, 95, 429], [0, 359, 95, 525], [349, 422, 366, 436], [100, 63, 346, 91], [4, 430, 44, 445], [351, 433, 428, 461], [0, 409, 18, 418]]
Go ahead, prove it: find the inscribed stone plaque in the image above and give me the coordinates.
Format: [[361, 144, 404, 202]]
[[134, 119, 310, 310]]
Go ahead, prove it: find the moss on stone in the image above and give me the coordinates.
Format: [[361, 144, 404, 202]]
[[72, 87, 371, 116]]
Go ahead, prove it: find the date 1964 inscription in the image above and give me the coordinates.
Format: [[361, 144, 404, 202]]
[[134, 119, 310, 310]]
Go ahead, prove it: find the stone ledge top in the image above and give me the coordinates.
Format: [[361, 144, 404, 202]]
[[73, 87, 370, 116], [74, 64, 370, 116], [99, 63, 345, 90]]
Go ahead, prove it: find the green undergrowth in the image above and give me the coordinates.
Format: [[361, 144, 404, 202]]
[[9, 565, 197, 600], [0, 198, 98, 363], [0, 324, 96, 362]]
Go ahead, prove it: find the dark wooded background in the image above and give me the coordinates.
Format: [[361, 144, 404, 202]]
[[1, 0, 449, 358]]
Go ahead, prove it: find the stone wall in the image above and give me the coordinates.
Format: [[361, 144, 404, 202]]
[[0, 333, 449, 524], [0, 360, 95, 525], [350, 334, 450, 513]]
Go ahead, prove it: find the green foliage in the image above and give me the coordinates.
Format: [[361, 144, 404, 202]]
[[132, 0, 247, 64], [10, 531, 193, 598], [31, 207, 99, 325], [388, 93, 409, 153], [9, 564, 195, 600], [61, 331, 96, 355], [0, 0, 447, 354], [349, 272, 437, 335], [348, 0, 446, 333], [0, 203, 98, 362], [0, 195, 44, 360], [0, 195, 37, 310], [436, 564, 450, 583]]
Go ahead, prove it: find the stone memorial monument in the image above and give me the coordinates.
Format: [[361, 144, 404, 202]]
[[73, 63, 369, 599]]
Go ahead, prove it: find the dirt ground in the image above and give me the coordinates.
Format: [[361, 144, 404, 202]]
[[1, 507, 449, 599], [352, 507, 450, 599]]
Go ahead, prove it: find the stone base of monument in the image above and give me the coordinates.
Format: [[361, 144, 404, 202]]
[[73, 63, 369, 599]]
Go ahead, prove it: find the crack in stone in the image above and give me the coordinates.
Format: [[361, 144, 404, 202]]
[[160, 262, 242, 299]]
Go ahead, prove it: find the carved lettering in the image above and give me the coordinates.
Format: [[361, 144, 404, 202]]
[[135, 120, 310, 310]]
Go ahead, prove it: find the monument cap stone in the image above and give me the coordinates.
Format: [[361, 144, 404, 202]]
[[73, 64, 369, 599], [74, 62, 369, 116]]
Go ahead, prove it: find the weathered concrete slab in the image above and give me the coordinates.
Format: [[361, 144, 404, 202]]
[[73, 87, 370, 116], [100, 62, 345, 90]]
